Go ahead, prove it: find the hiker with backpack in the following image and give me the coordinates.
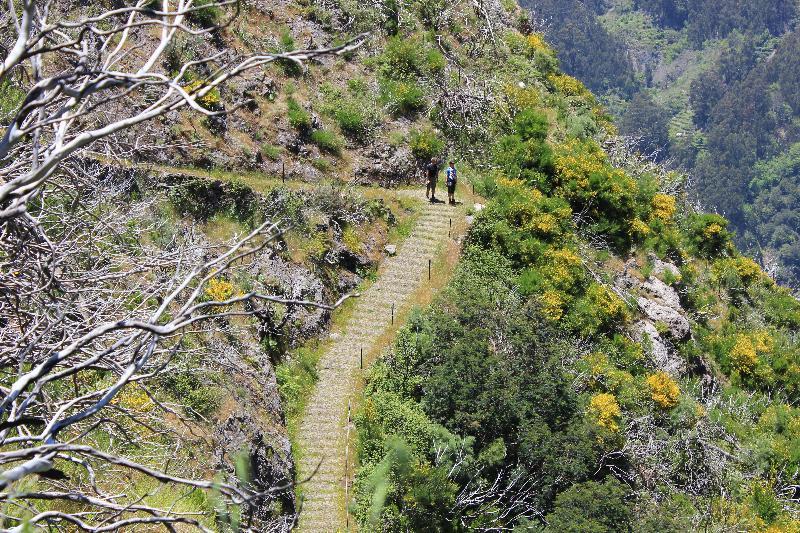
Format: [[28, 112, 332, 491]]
[[445, 160, 458, 205], [425, 157, 440, 203]]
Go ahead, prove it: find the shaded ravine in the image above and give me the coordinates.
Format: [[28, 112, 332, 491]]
[[295, 191, 462, 531]]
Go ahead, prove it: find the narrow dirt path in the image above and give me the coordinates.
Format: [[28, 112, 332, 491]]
[[295, 191, 463, 531]]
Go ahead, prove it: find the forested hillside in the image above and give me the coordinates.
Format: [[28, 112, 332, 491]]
[[521, 0, 800, 289]]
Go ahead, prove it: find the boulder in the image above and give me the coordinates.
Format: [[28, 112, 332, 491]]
[[633, 320, 685, 376], [636, 296, 691, 340], [642, 276, 682, 310], [650, 255, 681, 278], [385, 244, 397, 256]]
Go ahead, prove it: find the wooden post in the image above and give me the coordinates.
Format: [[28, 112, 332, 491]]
[[391, 303, 395, 325], [345, 398, 352, 530], [360, 347, 363, 369], [472, 183, 475, 194], [428, 259, 432, 281], [282, 161, 285, 183]]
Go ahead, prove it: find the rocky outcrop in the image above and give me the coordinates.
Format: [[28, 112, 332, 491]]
[[354, 142, 416, 187], [617, 257, 691, 376]]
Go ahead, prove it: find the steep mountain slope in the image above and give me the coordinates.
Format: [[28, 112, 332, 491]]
[[519, 0, 800, 289], [346, 2, 800, 530], [3, 0, 799, 530]]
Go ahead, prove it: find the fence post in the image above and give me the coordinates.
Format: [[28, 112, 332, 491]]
[[345, 397, 352, 531], [391, 302, 395, 325], [428, 259, 432, 281]]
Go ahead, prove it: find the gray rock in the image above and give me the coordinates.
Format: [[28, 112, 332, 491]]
[[633, 320, 685, 376], [385, 244, 397, 256], [650, 255, 681, 278], [474, 203, 485, 212], [636, 296, 691, 340], [214, 412, 294, 528], [465, 215, 475, 225], [642, 276, 682, 310]]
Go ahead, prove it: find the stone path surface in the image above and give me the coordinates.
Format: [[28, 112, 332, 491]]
[[296, 192, 460, 531]]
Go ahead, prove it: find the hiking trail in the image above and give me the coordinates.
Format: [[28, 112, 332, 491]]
[[295, 191, 463, 531]]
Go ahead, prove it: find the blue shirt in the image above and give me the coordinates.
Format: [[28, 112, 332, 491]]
[[446, 167, 457, 185]]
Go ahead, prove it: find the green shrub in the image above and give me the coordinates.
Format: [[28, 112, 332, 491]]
[[186, 0, 223, 27], [163, 371, 223, 418], [311, 157, 332, 172], [320, 82, 381, 142], [545, 478, 632, 532], [260, 143, 282, 161], [380, 79, 425, 116], [334, 104, 371, 139], [276, 347, 319, 423], [163, 34, 196, 76], [287, 98, 312, 132], [408, 128, 444, 161], [279, 28, 295, 51], [378, 35, 445, 81], [310, 129, 344, 155], [0, 80, 24, 121], [684, 213, 733, 258]]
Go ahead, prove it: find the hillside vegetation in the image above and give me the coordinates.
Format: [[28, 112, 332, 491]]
[[345, 1, 800, 530], [2, 0, 799, 530], [520, 0, 800, 290]]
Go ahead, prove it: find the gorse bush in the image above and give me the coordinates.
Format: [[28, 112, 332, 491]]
[[184, 79, 222, 110], [684, 213, 733, 258]]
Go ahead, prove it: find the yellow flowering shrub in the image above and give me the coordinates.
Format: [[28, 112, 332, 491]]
[[503, 83, 541, 114], [704, 223, 724, 240], [548, 73, 591, 99], [112, 384, 153, 412], [752, 330, 775, 353], [589, 393, 621, 432], [730, 334, 759, 374], [204, 277, 235, 302], [539, 290, 564, 321], [542, 248, 584, 290], [554, 139, 606, 190], [646, 372, 680, 409], [495, 178, 571, 239], [184, 79, 222, 109], [630, 218, 651, 237], [526, 33, 551, 55], [587, 284, 627, 322], [651, 193, 677, 222], [713, 257, 764, 286], [733, 257, 764, 282]]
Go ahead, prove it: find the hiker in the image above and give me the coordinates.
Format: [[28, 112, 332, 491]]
[[446, 160, 458, 205], [425, 157, 440, 203]]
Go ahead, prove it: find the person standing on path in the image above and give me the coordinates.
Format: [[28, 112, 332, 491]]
[[425, 157, 440, 203], [446, 160, 458, 205]]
